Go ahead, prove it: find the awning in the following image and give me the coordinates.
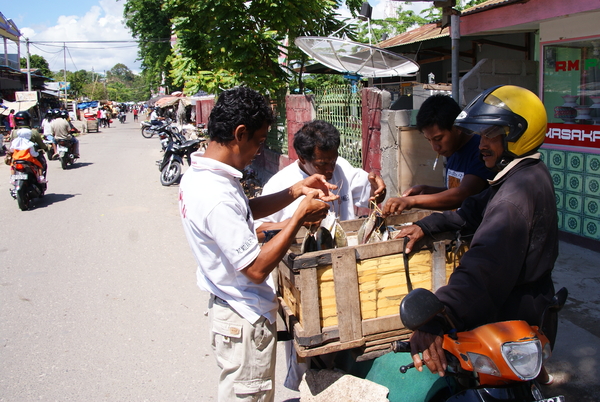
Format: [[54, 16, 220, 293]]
[[0, 100, 38, 116], [155, 96, 193, 108]]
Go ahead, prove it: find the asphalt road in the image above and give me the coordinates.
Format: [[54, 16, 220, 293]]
[[0, 117, 299, 402]]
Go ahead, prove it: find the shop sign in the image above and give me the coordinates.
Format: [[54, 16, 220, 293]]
[[554, 59, 600, 72], [546, 123, 600, 150]]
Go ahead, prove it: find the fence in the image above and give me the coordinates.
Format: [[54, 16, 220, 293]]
[[313, 84, 363, 168]]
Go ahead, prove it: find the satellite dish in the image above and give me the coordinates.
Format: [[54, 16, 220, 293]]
[[295, 36, 419, 78]]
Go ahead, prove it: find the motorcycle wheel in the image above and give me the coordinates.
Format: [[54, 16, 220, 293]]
[[16, 183, 29, 211], [141, 126, 154, 139], [60, 156, 68, 170], [160, 161, 182, 186]]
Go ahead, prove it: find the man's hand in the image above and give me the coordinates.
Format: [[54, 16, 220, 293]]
[[291, 174, 339, 203], [368, 173, 386, 204], [382, 196, 414, 217], [294, 192, 330, 224], [393, 224, 424, 253], [409, 330, 447, 377], [402, 185, 427, 197]]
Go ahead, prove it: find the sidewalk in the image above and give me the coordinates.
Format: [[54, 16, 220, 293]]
[[542, 240, 600, 401]]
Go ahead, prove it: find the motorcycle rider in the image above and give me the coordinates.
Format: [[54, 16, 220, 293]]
[[150, 107, 164, 126], [41, 109, 57, 159], [396, 86, 558, 384], [8, 111, 49, 182], [51, 110, 80, 158]]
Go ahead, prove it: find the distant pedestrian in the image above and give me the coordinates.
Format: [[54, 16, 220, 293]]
[[8, 110, 16, 130], [133, 107, 138, 122]]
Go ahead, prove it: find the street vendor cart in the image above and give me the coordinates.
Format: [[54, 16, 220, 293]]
[[276, 210, 466, 401], [84, 113, 99, 133]]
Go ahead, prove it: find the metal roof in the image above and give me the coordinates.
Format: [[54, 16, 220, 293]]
[[379, 23, 449, 49], [377, 0, 525, 50], [460, 0, 524, 16]]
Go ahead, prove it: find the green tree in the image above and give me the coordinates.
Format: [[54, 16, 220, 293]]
[[20, 54, 52, 77], [123, 0, 177, 92], [123, 0, 363, 95], [107, 63, 135, 84]]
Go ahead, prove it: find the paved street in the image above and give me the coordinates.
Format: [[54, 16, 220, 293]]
[[0, 118, 299, 402], [1, 116, 599, 401]]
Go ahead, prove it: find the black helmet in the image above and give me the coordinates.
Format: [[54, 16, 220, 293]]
[[45, 110, 54, 119], [14, 111, 32, 127], [455, 85, 547, 163], [59, 110, 69, 119]]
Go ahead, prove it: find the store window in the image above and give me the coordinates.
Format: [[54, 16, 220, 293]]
[[543, 37, 600, 151]]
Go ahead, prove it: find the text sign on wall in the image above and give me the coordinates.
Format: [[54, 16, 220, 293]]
[[15, 91, 38, 102], [545, 123, 600, 150]]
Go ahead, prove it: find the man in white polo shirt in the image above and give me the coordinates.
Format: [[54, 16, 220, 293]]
[[178, 87, 338, 402]]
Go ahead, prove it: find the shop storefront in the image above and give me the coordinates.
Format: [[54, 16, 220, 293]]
[[541, 14, 600, 242]]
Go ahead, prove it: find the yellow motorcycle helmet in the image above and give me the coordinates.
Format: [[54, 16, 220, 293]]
[[455, 85, 547, 159]]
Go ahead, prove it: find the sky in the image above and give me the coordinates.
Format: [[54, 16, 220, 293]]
[[1, 0, 428, 76], [2, 0, 142, 74]]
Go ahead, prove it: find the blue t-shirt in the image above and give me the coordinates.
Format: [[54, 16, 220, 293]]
[[446, 134, 494, 189]]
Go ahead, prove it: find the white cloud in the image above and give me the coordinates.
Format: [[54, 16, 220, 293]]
[[20, 0, 141, 75]]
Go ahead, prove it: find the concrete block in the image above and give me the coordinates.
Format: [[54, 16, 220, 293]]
[[463, 89, 481, 106], [463, 75, 480, 91], [494, 59, 523, 75], [299, 369, 389, 402], [509, 75, 537, 92], [392, 110, 412, 128], [524, 60, 539, 76], [480, 74, 505, 90], [477, 58, 493, 74], [381, 90, 392, 110]]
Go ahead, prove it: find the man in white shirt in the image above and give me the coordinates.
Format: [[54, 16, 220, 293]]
[[256, 120, 386, 241], [179, 87, 338, 402]]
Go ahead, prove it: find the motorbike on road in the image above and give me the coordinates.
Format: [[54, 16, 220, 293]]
[[9, 156, 47, 211], [141, 118, 175, 139], [387, 287, 568, 402], [157, 135, 207, 186], [118, 112, 126, 124], [56, 138, 78, 170]]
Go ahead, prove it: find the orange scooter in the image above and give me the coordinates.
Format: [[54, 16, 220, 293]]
[[392, 288, 567, 402]]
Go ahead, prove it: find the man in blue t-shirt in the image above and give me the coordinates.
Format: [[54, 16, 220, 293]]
[[383, 94, 494, 215]]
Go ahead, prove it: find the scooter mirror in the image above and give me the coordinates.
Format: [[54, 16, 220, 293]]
[[400, 288, 444, 330]]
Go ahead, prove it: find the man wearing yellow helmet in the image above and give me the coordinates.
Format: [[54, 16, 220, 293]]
[[397, 85, 558, 383]]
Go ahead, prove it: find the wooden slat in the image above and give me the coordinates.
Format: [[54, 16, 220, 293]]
[[361, 315, 403, 336], [299, 267, 321, 337], [331, 248, 363, 343]]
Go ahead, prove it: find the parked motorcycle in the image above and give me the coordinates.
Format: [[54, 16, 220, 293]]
[[157, 136, 206, 186], [9, 158, 47, 211], [158, 124, 186, 151], [389, 287, 567, 402], [141, 118, 174, 139], [56, 138, 78, 170]]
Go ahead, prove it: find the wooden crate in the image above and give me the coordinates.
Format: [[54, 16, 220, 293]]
[[277, 210, 461, 357]]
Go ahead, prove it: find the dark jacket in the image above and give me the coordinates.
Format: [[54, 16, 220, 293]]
[[416, 157, 558, 338]]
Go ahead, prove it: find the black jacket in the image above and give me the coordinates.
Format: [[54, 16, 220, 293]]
[[416, 158, 558, 337]]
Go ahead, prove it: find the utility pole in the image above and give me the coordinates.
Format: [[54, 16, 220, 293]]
[[63, 43, 68, 109], [25, 38, 32, 91]]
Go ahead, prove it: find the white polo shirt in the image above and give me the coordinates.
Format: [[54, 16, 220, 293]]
[[256, 157, 372, 227], [179, 152, 278, 324]]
